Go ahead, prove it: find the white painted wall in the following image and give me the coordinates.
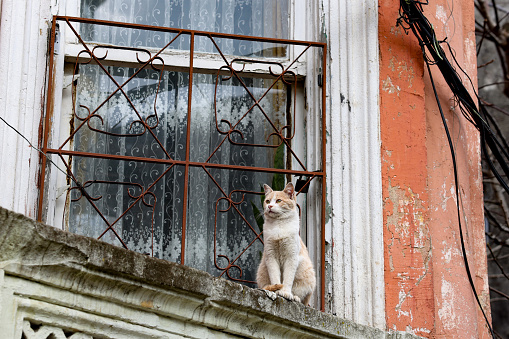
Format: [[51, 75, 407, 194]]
[[0, 0, 53, 217]]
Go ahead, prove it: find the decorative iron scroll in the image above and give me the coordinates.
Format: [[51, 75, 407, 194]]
[[39, 16, 327, 306]]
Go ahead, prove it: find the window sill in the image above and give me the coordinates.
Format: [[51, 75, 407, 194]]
[[0, 207, 421, 339]]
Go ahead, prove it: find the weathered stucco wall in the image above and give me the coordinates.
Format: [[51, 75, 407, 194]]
[[379, 0, 491, 337], [0, 207, 421, 339]]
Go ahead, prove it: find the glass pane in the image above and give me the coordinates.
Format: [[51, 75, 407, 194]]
[[69, 64, 189, 262], [80, 0, 289, 57], [67, 63, 298, 285], [69, 158, 184, 263], [185, 167, 271, 287], [190, 72, 288, 165]]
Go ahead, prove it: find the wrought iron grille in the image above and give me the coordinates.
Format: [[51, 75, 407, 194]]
[[39, 16, 327, 309]]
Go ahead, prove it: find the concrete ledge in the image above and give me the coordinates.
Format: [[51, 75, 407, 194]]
[[0, 207, 421, 338]]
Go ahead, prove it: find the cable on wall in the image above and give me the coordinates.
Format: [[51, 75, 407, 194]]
[[398, 0, 497, 337], [0, 115, 93, 204]]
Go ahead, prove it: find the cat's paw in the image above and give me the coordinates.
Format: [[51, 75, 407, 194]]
[[293, 295, 301, 303], [276, 288, 296, 301], [263, 284, 283, 292], [263, 290, 277, 300]]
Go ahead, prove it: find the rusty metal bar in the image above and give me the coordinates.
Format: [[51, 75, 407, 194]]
[[38, 16, 58, 221], [60, 33, 183, 153], [44, 148, 323, 176], [62, 20, 175, 161], [181, 32, 195, 265], [55, 16, 326, 48]]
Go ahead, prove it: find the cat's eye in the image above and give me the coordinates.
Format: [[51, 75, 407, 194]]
[[276, 199, 282, 203], [265, 199, 270, 204]]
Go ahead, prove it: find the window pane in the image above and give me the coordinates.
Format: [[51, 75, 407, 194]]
[[68, 64, 293, 285], [69, 65, 189, 262], [80, 0, 289, 57]]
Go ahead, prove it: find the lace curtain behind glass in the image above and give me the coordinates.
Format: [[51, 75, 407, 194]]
[[68, 0, 292, 285], [80, 0, 289, 57]]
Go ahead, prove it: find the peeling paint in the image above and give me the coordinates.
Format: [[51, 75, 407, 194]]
[[384, 180, 432, 337], [380, 1, 491, 337], [463, 37, 477, 81], [406, 327, 431, 336], [382, 76, 400, 95], [396, 289, 412, 319], [435, 5, 452, 37], [441, 240, 462, 265], [387, 56, 416, 88], [436, 5, 448, 24], [438, 280, 463, 331]]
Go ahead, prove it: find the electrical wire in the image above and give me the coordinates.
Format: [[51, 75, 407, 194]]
[[0, 115, 88, 198], [398, 0, 497, 337], [0, 116, 68, 178]]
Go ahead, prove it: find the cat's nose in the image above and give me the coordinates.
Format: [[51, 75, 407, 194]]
[[268, 205, 273, 210]]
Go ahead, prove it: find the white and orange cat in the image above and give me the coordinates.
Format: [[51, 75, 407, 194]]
[[256, 182, 316, 305]]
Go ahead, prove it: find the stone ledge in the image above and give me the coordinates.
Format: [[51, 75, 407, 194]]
[[0, 207, 422, 338]]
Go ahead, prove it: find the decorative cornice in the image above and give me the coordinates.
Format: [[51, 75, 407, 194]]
[[0, 207, 418, 338]]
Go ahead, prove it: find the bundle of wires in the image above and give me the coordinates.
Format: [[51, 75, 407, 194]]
[[398, 0, 505, 337]]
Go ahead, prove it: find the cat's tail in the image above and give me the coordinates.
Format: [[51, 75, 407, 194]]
[[263, 284, 283, 292]]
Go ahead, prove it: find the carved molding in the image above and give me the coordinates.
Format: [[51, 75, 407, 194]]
[[324, 0, 385, 328]]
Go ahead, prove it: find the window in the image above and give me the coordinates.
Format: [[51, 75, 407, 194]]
[[40, 0, 326, 307]]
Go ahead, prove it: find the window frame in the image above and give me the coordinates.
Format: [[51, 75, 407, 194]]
[[39, 0, 327, 310]]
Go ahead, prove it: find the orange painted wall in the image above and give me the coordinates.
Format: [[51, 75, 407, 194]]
[[379, 0, 491, 337]]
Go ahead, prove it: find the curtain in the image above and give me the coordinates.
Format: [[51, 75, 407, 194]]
[[80, 0, 289, 57]]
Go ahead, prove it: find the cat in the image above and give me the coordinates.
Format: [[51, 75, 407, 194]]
[[256, 182, 316, 305]]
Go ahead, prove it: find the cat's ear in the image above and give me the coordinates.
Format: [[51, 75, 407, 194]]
[[263, 184, 273, 195], [283, 182, 295, 199]]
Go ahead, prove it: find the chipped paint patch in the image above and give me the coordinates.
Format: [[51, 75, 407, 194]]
[[436, 5, 451, 36], [436, 5, 448, 24], [406, 327, 431, 336], [382, 76, 400, 95], [441, 240, 462, 265], [438, 280, 463, 331], [384, 182, 433, 336], [396, 288, 412, 319], [388, 56, 416, 88], [463, 37, 477, 82], [440, 181, 457, 212]]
